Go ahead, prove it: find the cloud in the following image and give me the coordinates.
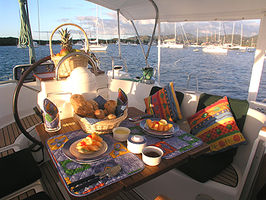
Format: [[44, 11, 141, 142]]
[[59, 18, 71, 22], [59, 13, 260, 39]]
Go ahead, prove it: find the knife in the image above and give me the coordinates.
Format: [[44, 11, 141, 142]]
[[71, 165, 122, 192], [128, 114, 153, 122]]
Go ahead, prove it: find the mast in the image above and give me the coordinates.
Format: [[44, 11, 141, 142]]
[[37, 0, 40, 45], [240, 23, 243, 47], [174, 23, 177, 43], [218, 22, 221, 44], [231, 22, 235, 45], [196, 27, 198, 45], [96, 5, 99, 45], [18, 0, 36, 64], [181, 24, 189, 45]]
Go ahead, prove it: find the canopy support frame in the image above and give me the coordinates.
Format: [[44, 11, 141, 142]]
[[129, 0, 159, 68], [157, 20, 161, 84], [248, 14, 266, 101], [117, 9, 121, 58]]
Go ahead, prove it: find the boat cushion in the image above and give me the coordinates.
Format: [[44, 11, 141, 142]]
[[24, 192, 51, 200], [177, 94, 249, 183], [144, 83, 183, 122], [177, 147, 237, 183], [197, 93, 249, 132], [188, 96, 246, 152], [149, 86, 184, 106], [0, 149, 42, 198]]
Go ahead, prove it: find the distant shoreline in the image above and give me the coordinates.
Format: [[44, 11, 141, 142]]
[[0, 34, 258, 47]]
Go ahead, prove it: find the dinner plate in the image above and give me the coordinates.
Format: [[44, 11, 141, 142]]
[[62, 134, 113, 163], [139, 118, 177, 138]]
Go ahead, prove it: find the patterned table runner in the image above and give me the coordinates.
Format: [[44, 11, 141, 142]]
[[46, 130, 145, 197], [120, 120, 203, 159]]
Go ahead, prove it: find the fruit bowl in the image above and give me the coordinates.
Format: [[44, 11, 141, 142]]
[[49, 23, 90, 78], [139, 118, 177, 138], [146, 119, 173, 132]]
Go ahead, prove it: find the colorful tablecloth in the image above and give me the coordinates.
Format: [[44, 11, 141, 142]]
[[46, 130, 145, 197], [46, 120, 203, 197], [120, 120, 203, 159]]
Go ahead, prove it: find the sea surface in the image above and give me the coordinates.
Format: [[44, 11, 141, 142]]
[[0, 44, 265, 101]]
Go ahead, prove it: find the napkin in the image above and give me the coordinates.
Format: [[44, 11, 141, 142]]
[[116, 88, 128, 117], [43, 98, 60, 130], [43, 98, 59, 122]]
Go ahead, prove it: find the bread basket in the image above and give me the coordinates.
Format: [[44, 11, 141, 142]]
[[74, 108, 128, 134]]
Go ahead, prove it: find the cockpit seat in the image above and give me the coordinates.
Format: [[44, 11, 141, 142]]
[[0, 148, 43, 200]]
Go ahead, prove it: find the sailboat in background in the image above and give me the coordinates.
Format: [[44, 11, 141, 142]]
[[160, 23, 185, 48], [88, 6, 108, 52], [202, 22, 228, 54], [191, 27, 201, 52]]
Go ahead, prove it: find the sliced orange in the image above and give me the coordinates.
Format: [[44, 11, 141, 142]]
[[146, 119, 173, 132]]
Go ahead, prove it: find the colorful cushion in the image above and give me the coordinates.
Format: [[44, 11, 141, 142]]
[[149, 86, 184, 106], [197, 93, 249, 132], [144, 82, 182, 122], [188, 96, 246, 152]]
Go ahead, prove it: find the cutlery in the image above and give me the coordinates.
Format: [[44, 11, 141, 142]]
[[128, 114, 153, 122], [71, 165, 122, 192]]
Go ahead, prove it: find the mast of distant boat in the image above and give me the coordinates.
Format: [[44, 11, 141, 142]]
[[240, 23, 243, 47], [96, 5, 99, 46], [196, 27, 198, 45], [175, 23, 177, 44], [218, 22, 221, 45], [231, 21, 235, 46]]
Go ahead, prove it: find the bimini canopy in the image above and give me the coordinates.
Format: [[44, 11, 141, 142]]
[[86, 0, 266, 22]]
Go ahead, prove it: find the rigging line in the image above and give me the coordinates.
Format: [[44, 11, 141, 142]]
[[37, 0, 40, 44]]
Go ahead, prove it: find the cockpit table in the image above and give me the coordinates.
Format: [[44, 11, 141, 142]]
[[36, 107, 209, 200]]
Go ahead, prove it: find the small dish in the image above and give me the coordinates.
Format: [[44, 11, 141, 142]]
[[113, 127, 131, 141], [139, 118, 176, 138], [142, 146, 164, 166]]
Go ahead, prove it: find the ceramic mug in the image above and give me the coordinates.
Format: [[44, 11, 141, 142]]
[[112, 127, 130, 141], [142, 146, 164, 166]]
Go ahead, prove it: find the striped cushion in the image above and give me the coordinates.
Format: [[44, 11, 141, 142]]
[[188, 96, 246, 152], [144, 82, 182, 122]]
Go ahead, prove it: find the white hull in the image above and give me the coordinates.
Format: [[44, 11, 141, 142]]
[[89, 44, 108, 52], [159, 43, 184, 48], [202, 46, 228, 54]]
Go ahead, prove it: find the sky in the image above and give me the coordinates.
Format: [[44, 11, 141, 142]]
[[0, 0, 261, 40]]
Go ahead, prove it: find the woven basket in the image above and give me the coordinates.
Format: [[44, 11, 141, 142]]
[[49, 23, 90, 78], [74, 108, 128, 134], [51, 54, 89, 78]]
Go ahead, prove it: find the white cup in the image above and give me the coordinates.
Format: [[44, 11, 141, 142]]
[[112, 127, 131, 141], [127, 135, 147, 154], [142, 146, 164, 166]]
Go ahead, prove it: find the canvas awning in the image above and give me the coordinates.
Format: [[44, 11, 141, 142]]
[[86, 0, 266, 22]]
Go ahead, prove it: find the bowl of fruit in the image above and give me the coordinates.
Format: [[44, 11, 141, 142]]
[[139, 118, 177, 138], [49, 23, 92, 78]]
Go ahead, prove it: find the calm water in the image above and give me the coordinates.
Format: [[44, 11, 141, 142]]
[[0, 44, 265, 101]]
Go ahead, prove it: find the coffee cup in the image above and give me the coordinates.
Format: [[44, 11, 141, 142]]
[[142, 146, 164, 166], [112, 127, 130, 141]]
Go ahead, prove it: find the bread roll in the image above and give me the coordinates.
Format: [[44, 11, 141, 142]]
[[94, 109, 105, 119], [104, 100, 117, 114]]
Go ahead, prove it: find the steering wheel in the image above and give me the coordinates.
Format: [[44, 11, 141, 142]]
[[13, 56, 51, 148], [13, 52, 99, 149]]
